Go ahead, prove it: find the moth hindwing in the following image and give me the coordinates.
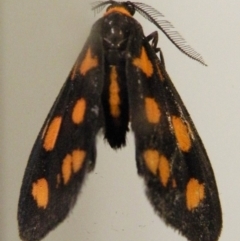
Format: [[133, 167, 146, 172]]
[[18, 1, 222, 241]]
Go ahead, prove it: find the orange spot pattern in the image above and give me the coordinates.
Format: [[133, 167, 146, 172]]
[[104, 6, 132, 17], [172, 116, 191, 152], [143, 149, 170, 187], [72, 98, 86, 124], [43, 116, 62, 151], [133, 47, 153, 77], [80, 48, 98, 76], [145, 97, 161, 123], [32, 178, 49, 209], [62, 149, 86, 185], [109, 66, 121, 118], [186, 178, 205, 210]]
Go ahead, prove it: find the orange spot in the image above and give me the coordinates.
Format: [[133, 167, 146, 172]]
[[43, 116, 62, 151], [32, 178, 49, 209], [145, 98, 161, 123], [62, 154, 72, 184], [104, 6, 132, 16], [61, 149, 86, 185], [109, 66, 120, 118], [133, 47, 153, 77], [80, 48, 98, 75], [172, 116, 191, 152], [143, 149, 170, 187], [72, 149, 86, 173], [72, 98, 86, 124], [158, 155, 170, 187], [143, 150, 159, 175], [186, 178, 205, 210]]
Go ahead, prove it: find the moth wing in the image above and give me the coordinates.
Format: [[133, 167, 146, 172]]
[[127, 35, 222, 241], [18, 20, 104, 241]]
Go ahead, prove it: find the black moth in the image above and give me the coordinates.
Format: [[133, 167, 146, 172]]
[[18, 1, 222, 241]]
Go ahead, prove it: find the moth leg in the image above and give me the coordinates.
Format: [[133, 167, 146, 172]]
[[146, 31, 159, 53], [146, 31, 165, 67], [158, 48, 165, 68]]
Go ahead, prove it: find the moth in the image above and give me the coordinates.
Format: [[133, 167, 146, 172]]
[[18, 1, 222, 241]]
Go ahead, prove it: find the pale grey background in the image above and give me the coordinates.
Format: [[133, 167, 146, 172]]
[[1, 0, 239, 240]]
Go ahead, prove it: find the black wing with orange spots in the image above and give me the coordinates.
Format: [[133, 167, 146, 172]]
[[18, 21, 105, 241], [18, 1, 222, 241], [127, 35, 222, 241]]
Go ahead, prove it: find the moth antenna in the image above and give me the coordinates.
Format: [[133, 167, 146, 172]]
[[133, 2, 207, 66]]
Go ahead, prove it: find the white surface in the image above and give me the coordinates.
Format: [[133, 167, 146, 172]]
[[1, 0, 239, 240]]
